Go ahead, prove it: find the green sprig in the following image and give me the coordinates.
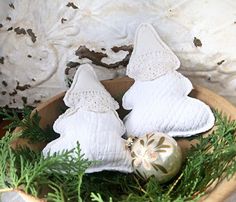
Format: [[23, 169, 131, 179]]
[[0, 109, 235, 202], [0, 107, 58, 143], [0, 132, 90, 201]]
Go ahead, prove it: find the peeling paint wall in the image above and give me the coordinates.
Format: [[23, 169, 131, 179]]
[[0, 0, 236, 108]]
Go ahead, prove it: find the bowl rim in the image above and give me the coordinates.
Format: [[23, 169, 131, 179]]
[[34, 76, 236, 120], [13, 76, 236, 202]]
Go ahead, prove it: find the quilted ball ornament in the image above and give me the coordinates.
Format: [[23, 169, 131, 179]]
[[127, 132, 182, 183]]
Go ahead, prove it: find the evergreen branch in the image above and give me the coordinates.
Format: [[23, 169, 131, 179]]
[[90, 192, 113, 202], [0, 132, 90, 201], [80, 110, 236, 202], [47, 182, 66, 202], [0, 109, 235, 201], [90, 193, 104, 202], [0, 107, 58, 143]]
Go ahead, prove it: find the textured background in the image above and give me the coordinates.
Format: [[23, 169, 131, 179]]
[[0, 0, 236, 108]]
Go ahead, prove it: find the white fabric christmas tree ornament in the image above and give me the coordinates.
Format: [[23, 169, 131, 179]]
[[123, 23, 215, 137], [127, 23, 180, 81], [43, 64, 132, 173], [64, 64, 119, 112]]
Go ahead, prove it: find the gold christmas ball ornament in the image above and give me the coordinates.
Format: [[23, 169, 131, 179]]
[[127, 132, 182, 183]]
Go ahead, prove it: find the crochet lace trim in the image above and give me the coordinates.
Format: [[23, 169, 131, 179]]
[[64, 90, 119, 112], [127, 50, 180, 81]]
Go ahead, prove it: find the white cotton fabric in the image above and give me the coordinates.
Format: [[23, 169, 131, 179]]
[[123, 23, 215, 137], [127, 23, 180, 81], [64, 64, 119, 112], [43, 65, 132, 173], [123, 71, 215, 137], [43, 108, 132, 173]]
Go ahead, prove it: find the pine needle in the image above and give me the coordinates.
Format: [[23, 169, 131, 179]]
[[0, 109, 235, 201], [0, 107, 58, 143]]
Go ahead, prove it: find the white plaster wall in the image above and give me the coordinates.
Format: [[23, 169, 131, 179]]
[[0, 0, 236, 108]]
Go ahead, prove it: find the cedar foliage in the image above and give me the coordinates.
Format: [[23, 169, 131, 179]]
[[0, 109, 235, 201]]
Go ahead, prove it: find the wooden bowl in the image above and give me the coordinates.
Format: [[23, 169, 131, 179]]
[[12, 77, 236, 202]]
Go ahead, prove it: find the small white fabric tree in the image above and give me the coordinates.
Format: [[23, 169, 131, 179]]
[[123, 23, 215, 137], [43, 64, 132, 173]]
